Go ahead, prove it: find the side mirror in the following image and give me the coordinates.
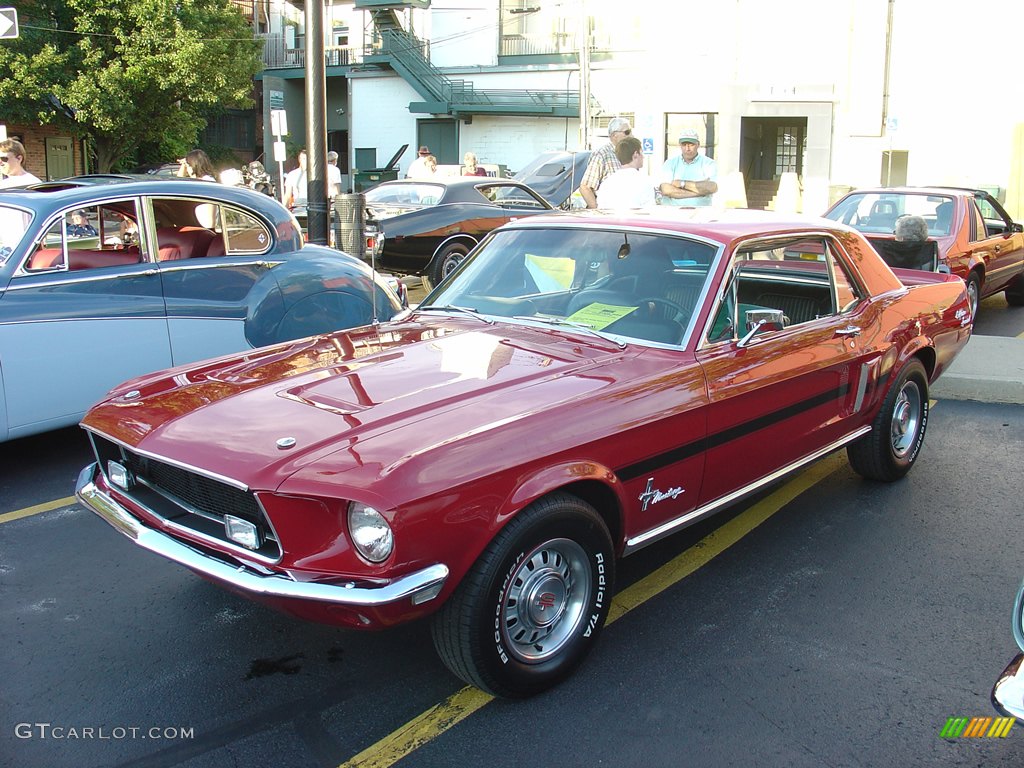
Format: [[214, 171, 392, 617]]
[[1010, 222, 1023, 234], [737, 308, 788, 347]]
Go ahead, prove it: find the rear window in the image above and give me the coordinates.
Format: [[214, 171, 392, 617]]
[[826, 193, 955, 236]]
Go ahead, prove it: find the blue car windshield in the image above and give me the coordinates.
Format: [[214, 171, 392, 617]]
[[423, 226, 718, 347], [0, 204, 33, 265]]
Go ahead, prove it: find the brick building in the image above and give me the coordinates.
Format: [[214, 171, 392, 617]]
[[2, 124, 86, 181]]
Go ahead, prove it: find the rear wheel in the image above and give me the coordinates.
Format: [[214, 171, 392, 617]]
[[430, 242, 471, 286], [965, 272, 981, 318], [847, 358, 928, 481], [1005, 275, 1024, 307], [431, 493, 614, 698]]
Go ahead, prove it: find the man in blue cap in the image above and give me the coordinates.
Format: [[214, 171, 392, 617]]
[[658, 129, 718, 206]]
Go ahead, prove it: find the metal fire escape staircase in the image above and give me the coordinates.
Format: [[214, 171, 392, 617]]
[[355, 1, 593, 118]]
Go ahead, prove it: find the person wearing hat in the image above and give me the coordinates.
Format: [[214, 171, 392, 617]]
[[406, 146, 432, 179], [579, 117, 632, 208], [66, 210, 98, 238], [658, 129, 718, 207], [326, 150, 342, 198]]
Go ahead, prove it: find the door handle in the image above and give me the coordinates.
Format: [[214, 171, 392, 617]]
[[995, 244, 1001, 253], [835, 326, 861, 337]]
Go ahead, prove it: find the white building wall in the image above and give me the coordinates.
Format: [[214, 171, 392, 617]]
[[351, 76, 422, 176], [460, 117, 575, 172], [427, 0, 499, 68]]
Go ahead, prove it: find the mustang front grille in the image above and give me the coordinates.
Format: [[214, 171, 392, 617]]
[[88, 433, 281, 561]]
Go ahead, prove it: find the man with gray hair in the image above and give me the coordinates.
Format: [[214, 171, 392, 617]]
[[326, 150, 342, 198], [579, 117, 632, 208]]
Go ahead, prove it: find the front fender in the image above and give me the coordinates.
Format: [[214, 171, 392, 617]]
[[245, 251, 401, 347]]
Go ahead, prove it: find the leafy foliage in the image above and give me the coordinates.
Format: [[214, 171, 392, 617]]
[[0, 0, 262, 171]]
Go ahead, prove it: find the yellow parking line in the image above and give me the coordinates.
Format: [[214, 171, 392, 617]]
[[0, 496, 77, 526], [338, 452, 846, 768]]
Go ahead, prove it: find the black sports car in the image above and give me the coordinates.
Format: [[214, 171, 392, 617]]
[[365, 177, 553, 284]]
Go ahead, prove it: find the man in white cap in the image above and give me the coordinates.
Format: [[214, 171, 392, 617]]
[[658, 129, 718, 206], [326, 150, 342, 199], [579, 117, 632, 208]]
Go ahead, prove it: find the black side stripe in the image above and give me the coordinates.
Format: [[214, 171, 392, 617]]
[[617, 382, 852, 482]]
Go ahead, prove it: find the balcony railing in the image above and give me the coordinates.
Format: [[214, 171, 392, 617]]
[[261, 33, 364, 70]]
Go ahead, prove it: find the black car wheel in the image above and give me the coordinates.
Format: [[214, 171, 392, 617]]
[[430, 242, 471, 286], [847, 358, 928, 482], [431, 493, 614, 698], [1005, 275, 1024, 306]]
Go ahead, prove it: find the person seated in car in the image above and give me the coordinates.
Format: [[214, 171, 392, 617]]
[[66, 210, 98, 238], [894, 214, 928, 242]]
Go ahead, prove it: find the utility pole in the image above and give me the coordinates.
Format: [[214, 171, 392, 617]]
[[305, 0, 329, 245], [578, 8, 591, 149]]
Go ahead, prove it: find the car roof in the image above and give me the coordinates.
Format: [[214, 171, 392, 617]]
[[836, 186, 973, 198], [505, 207, 846, 243], [0, 177, 288, 219]]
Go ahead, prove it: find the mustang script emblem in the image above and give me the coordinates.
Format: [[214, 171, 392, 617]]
[[638, 478, 685, 512]]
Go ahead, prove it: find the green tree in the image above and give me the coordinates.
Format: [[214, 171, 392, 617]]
[[0, 0, 262, 171]]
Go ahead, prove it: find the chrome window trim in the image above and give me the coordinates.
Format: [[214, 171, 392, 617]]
[[623, 426, 872, 555], [696, 230, 862, 348], [156, 257, 282, 274], [13, 195, 151, 277]]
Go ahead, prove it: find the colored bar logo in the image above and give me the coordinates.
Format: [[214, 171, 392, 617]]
[[940, 717, 1015, 738]]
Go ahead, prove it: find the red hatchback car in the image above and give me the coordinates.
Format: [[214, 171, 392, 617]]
[[824, 186, 1024, 316], [77, 209, 972, 697]]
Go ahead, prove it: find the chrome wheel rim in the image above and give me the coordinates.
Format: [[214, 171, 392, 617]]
[[501, 538, 591, 664], [967, 279, 979, 318], [890, 379, 922, 458], [442, 251, 467, 277]]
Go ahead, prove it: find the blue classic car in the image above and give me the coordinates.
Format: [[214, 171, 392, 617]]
[[0, 177, 403, 442]]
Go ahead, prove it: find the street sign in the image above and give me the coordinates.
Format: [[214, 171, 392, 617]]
[[0, 8, 18, 39], [642, 137, 654, 155], [270, 109, 288, 137]]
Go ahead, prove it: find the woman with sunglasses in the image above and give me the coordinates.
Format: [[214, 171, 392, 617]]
[[0, 139, 42, 188]]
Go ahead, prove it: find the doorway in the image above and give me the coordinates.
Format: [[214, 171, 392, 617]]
[[739, 117, 807, 182], [45, 137, 75, 180], [417, 119, 458, 165]]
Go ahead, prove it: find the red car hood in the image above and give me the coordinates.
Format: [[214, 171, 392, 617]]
[[82, 317, 633, 491]]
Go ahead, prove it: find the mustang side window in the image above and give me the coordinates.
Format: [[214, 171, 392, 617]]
[[709, 236, 862, 341]]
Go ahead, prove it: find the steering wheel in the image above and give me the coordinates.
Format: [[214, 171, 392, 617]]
[[637, 297, 693, 326]]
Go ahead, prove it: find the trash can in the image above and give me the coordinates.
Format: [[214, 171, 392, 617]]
[[333, 193, 365, 259]]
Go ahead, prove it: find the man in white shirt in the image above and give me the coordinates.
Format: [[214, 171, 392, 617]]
[[596, 136, 655, 209], [0, 139, 42, 188], [283, 149, 307, 208], [406, 146, 432, 178], [326, 150, 343, 198]]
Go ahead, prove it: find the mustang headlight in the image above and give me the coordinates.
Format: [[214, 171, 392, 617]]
[[348, 502, 394, 563]]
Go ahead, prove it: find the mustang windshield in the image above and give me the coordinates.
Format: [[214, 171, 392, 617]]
[[0, 204, 32, 265], [423, 227, 718, 346]]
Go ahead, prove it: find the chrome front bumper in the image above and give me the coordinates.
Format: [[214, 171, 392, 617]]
[[993, 653, 1024, 719], [76, 463, 448, 608]]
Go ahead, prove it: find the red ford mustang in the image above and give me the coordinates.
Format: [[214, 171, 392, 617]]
[[77, 209, 972, 698]]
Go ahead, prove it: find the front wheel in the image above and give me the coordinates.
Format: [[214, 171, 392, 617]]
[[430, 242, 471, 286], [847, 358, 928, 481], [431, 493, 614, 698]]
